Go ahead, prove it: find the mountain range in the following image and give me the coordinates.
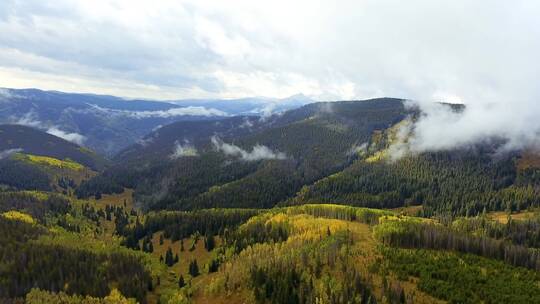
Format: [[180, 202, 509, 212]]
[[2, 88, 540, 303], [0, 88, 312, 156]]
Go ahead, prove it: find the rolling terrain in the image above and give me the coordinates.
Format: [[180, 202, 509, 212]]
[[0, 88, 311, 155], [0, 124, 104, 192], [3, 96, 540, 303]]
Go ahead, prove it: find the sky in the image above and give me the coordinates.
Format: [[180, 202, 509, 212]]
[[0, 0, 537, 102]]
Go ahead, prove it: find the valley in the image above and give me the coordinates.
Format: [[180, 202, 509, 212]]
[[2, 97, 540, 303]]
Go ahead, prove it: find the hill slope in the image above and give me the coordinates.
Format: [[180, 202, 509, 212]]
[[0, 125, 104, 192], [0, 88, 311, 155], [0, 124, 106, 170], [78, 98, 409, 210]]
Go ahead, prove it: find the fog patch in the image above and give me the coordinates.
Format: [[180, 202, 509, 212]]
[[137, 136, 154, 147], [240, 117, 254, 129], [13, 111, 42, 128], [46, 127, 86, 145], [12, 112, 86, 145], [0, 88, 13, 100], [388, 96, 540, 159], [0, 148, 23, 159], [170, 140, 198, 159], [347, 143, 368, 156], [128, 106, 227, 118], [211, 136, 287, 161], [317, 102, 334, 114]]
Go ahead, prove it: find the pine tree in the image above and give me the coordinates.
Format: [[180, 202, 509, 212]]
[[165, 247, 174, 267], [178, 275, 185, 288], [208, 259, 219, 273], [189, 259, 199, 277], [205, 234, 215, 251]]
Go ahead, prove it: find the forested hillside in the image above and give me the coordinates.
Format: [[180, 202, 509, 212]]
[[4, 98, 540, 303], [0, 125, 105, 194], [78, 98, 409, 210], [3, 189, 539, 303], [292, 121, 540, 217], [79, 98, 540, 219], [0, 124, 106, 170]]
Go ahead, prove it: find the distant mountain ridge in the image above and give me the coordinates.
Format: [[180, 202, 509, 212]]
[[0, 88, 313, 156], [0, 124, 106, 170], [77, 98, 409, 210]]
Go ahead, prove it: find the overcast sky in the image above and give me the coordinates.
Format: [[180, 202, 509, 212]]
[[0, 0, 538, 102]]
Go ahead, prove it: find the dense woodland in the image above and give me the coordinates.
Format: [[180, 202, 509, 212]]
[[374, 218, 540, 270], [0, 159, 52, 191], [77, 99, 409, 211], [296, 142, 540, 217], [4, 99, 540, 303], [0, 216, 151, 302]]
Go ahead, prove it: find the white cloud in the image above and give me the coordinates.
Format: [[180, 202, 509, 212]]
[[170, 140, 198, 159], [130, 106, 227, 118], [0, 0, 540, 150], [1, 0, 536, 103], [0, 88, 13, 99], [0, 148, 23, 159], [13, 111, 42, 128], [211, 135, 286, 161], [46, 127, 86, 145], [80, 103, 227, 118], [239, 117, 254, 129], [395, 98, 540, 155], [11, 111, 86, 145], [348, 143, 368, 156]]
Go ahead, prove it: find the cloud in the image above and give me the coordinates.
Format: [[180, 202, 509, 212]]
[[80, 103, 227, 118], [13, 111, 42, 128], [0, 148, 23, 159], [348, 143, 368, 156], [129, 106, 228, 118], [170, 140, 199, 159], [395, 98, 540, 155], [46, 127, 86, 145], [0, 88, 13, 100], [211, 136, 287, 161], [1, 0, 540, 152], [0, 0, 536, 105], [11, 111, 86, 145], [239, 117, 254, 129]]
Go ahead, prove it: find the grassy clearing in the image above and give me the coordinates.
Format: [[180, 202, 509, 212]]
[[2, 210, 36, 224], [14, 153, 84, 171], [487, 210, 539, 224], [84, 188, 136, 210]]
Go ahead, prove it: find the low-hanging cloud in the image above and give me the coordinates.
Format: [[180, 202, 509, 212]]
[[170, 140, 199, 159], [211, 135, 287, 161], [0, 148, 23, 159], [0, 88, 13, 100], [127, 106, 228, 118], [46, 127, 86, 145], [82, 104, 227, 118], [389, 96, 540, 159], [12, 111, 86, 145]]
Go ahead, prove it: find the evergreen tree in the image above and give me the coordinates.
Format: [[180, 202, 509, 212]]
[[165, 247, 174, 267], [178, 275, 185, 288], [189, 259, 199, 277], [205, 234, 215, 251]]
